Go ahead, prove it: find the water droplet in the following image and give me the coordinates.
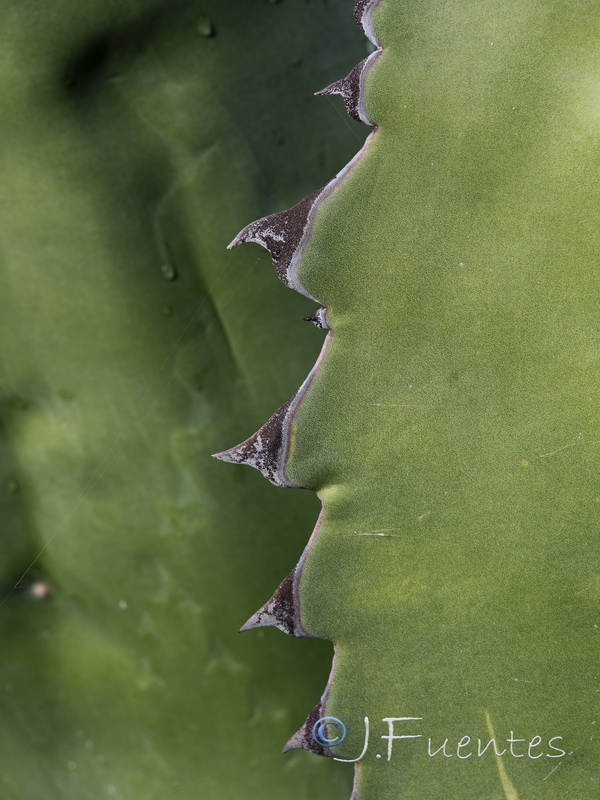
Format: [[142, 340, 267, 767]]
[[107, 787, 117, 796], [197, 16, 215, 37], [5, 477, 19, 493], [160, 263, 177, 281], [67, 761, 77, 770], [118, 599, 128, 610]]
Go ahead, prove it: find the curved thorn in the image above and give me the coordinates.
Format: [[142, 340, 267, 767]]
[[227, 189, 322, 289], [240, 567, 308, 637], [316, 60, 370, 124], [211, 398, 297, 487], [303, 307, 329, 330], [282, 702, 333, 757]]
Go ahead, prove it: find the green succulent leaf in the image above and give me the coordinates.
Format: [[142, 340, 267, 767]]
[[225, 1, 600, 798]]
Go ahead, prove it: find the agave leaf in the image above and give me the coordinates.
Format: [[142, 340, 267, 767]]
[[227, 1, 600, 798], [0, 1, 366, 797]]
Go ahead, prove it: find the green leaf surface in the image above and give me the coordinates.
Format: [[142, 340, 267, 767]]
[[230, 1, 600, 798]]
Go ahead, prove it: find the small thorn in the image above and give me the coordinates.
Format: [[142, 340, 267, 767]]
[[211, 398, 295, 487], [240, 568, 306, 636], [315, 60, 371, 123], [283, 703, 332, 757], [226, 190, 321, 287], [303, 307, 329, 330], [281, 731, 303, 754]]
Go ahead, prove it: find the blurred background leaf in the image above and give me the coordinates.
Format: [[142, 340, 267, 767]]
[[0, 1, 366, 797]]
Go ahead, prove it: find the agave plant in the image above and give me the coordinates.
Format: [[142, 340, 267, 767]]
[[215, 0, 599, 798], [0, 1, 365, 798]]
